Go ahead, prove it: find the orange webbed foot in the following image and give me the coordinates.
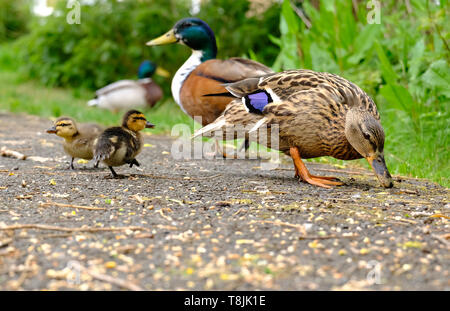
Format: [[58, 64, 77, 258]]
[[291, 147, 343, 188]]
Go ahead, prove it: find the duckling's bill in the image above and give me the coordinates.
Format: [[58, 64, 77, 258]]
[[46, 126, 57, 134], [155, 67, 170, 78], [145, 121, 155, 128], [146, 29, 177, 46]]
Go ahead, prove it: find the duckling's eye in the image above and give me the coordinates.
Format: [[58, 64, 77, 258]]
[[133, 117, 146, 121]]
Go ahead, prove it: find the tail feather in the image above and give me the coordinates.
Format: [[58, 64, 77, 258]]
[[224, 77, 261, 98], [93, 137, 114, 164], [192, 118, 227, 139], [93, 153, 107, 163], [87, 99, 99, 107]]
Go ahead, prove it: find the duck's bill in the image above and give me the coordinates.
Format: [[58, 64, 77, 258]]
[[46, 126, 57, 134], [367, 155, 393, 188], [145, 121, 155, 128], [146, 29, 177, 46], [155, 67, 170, 78]]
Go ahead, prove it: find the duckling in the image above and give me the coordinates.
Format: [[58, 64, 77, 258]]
[[87, 60, 169, 112], [194, 69, 393, 188], [46, 117, 104, 169], [93, 110, 154, 178]]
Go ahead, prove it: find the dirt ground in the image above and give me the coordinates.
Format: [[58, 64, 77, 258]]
[[0, 113, 448, 291]]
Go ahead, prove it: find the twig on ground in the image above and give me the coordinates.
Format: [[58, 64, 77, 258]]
[[1, 146, 27, 160], [158, 209, 173, 221], [250, 219, 307, 235], [0, 237, 12, 247], [432, 234, 450, 248], [69, 261, 144, 291], [131, 173, 222, 181], [233, 208, 245, 217], [297, 235, 357, 240], [0, 224, 149, 233], [39, 201, 107, 211]]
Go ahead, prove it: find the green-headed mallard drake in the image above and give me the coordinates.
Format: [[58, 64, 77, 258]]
[[93, 110, 154, 178], [46, 117, 104, 169], [87, 60, 169, 112], [194, 69, 394, 188], [146, 17, 274, 126]]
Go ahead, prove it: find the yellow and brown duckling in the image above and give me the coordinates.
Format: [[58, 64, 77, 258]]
[[194, 69, 394, 188], [46, 117, 104, 169], [93, 110, 154, 178]]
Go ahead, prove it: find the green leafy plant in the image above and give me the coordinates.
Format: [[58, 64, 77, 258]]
[[0, 0, 31, 42], [15, 0, 281, 91]]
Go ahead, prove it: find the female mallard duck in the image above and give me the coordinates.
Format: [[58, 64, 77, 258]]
[[87, 60, 169, 112], [146, 18, 273, 127], [46, 117, 104, 169], [194, 69, 394, 188], [93, 110, 154, 178]]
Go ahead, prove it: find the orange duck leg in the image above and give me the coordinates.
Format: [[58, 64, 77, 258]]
[[289, 147, 343, 188]]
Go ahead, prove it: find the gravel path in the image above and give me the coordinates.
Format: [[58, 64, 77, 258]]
[[0, 113, 448, 290]]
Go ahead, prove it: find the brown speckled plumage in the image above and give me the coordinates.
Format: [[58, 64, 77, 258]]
[[195, 69, 393, 188], [209, 70, 378, 158], [93, 110, 154, 178]]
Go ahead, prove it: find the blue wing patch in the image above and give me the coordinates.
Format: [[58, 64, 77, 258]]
[[243, 91, 273, 115]]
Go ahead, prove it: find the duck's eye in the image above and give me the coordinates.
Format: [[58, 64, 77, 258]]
[[184, 22, 193, 27]]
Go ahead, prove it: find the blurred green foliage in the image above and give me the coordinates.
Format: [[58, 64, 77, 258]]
[[15, 0, 190, 91], [197, 0, 281, 63], [0, 0, 31, 42], [15, 0, 280, 91]]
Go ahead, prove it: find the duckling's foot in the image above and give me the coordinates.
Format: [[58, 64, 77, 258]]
[[106, 166, 124, 179], [128, 159, 140, 168], [105, 174, 126, 179], [69, 157, 75, 170], [290, 147, 343, 188]]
